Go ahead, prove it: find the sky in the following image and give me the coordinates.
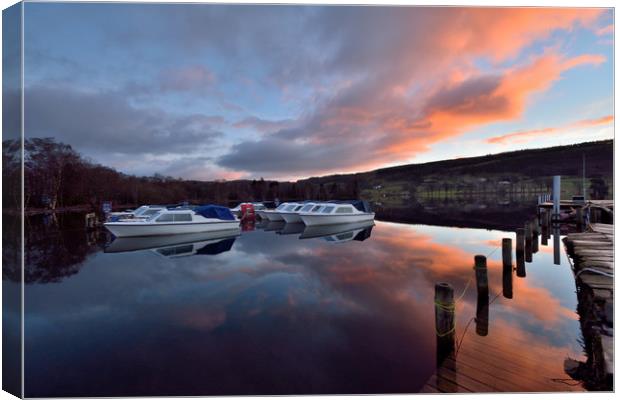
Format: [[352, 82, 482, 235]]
[[17, 3, 614, 181]]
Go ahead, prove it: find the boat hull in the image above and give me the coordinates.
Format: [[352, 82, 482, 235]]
[[264, 211, 285, 221], [281, 212, 302, 223], [299, 213, 375, 226], [104, 220, 240, 238]]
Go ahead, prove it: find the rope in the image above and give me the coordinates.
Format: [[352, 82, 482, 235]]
[[575, 267, 614, 278]]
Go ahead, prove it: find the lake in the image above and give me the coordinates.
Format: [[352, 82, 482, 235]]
[[4, 209, 585, 396]]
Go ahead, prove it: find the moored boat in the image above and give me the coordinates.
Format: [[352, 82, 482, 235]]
[[260, 202, 295, 221], [299, 200, 374, 226], [104, 205, 239, 237], [279, 203, 308, 223]]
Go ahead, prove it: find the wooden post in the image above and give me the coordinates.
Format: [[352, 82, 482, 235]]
[[576, 207, 583, 230], [516, 229, 526, 278], [553, 175, 561, 219], [476, 292, 489, 336], [553, 224, 561, 265], [524, 222, 533, 263], [435, 283, 455, 364], [474, 255, 488, 295], [541, 208, 549, 246], [532, 221, 539, 254], [502, 238, 513, 299]]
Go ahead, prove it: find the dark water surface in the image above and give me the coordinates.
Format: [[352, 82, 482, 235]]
[[13, 211, 584, 396]]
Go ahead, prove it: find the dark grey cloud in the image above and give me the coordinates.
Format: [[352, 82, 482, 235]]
[[24, 85, 224, 156], [233, 116, 294, 133]]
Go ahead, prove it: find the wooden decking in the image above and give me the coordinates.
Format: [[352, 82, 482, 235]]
[[562, 223, 614, 390], [421, 222, 615, 393], [420, 327, 586, 393], [538, 199, 613, 209]]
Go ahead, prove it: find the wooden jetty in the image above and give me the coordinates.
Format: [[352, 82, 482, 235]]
[[563, 223, 614, 390], [538, 199, 613, 213], [422, 250, 587, 393]]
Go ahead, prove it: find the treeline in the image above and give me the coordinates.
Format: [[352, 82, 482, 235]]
[[2, 138, 612, 212], [2, 138, 360, 211]]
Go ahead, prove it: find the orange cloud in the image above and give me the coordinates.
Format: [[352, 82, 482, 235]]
[[380, 53, 605, 157], [486, 113, 613, 144]]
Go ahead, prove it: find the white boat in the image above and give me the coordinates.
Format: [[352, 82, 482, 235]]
[[300, 220, 375, 242], [104, 205, 239, 237], [106, 205, 167, 221], [104, 229, 240, 253], [260, 202, 296, 221], [279, 203, 309, 223], [299, 201, 375, 226]]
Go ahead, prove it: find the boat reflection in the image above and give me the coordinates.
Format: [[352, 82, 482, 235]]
[[104, 228, 241, 256], [263, 220, 286, 232], [276, 222, 306, 235], [299, 220, 374, 242]]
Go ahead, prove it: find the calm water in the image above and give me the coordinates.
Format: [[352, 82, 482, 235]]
[[7, 211, 585, 396]]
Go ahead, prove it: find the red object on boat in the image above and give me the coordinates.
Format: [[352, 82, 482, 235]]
[[240, 203, 255, 221]]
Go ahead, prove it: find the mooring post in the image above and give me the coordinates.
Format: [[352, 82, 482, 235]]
[[474, 255, 490, 336], [476, 292, 489, 336], [502, 238, 513, 299], [541, 209, 549, 246], [552, 175, 561, 220], [553, 223, 561, 265], [474, 255, 488, 295], [516, 228, 526, 277], [576, 207, 583, 230], [524, 222, 533, 262], [435, 283, 455, 364], [531, 221, 539, 254]]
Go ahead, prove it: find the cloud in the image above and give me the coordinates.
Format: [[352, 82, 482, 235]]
[[596, 24, 613, 36], [487, 114, 614, 144], [24, 5, 612, 178], [233, 116, 295, 133], [218, 52, 606, 177], [23, 85, 226, 162]]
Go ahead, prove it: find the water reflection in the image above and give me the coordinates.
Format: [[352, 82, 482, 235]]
[[105, 229, 241, 255], [22, 214, 583, 396], [298, 221, 374, 242]]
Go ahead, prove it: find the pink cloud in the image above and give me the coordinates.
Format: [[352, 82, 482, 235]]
[[487, 114, 613, 145]]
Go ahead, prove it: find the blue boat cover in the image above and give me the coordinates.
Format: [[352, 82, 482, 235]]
[[194, 205, 236, 220]]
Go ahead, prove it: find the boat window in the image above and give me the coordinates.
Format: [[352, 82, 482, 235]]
[[311, 205, 323, 212], [156, 213, 174, 222], [143, 209, 162, 216], [293, 205, 303, 211], [174, 213, 192, 222], [336, 232, 354, 240], [133, 206, 148, 215], [321, 206, 335, 213], [300, 204, 314, 212], [276, 204, 287, 211], [335, 207, 353, 213]]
